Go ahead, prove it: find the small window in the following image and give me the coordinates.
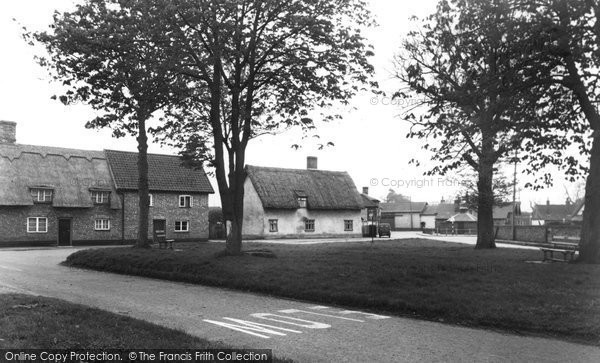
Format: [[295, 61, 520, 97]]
[[179, 195, 192, 208], [175, 220, 189, 232], [94, 219, 110, 231], [269, 219, 278, 232], [298, 197, 307, 208], [305, 219, 315, 232], [344, 220, 353, 231], [27, 217, 48, 233], [31, 188, 53, 203], [91, 191, 110, 204], [149, 194, 154, 207]]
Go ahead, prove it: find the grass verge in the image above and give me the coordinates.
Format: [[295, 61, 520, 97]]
[[0, 293, 291, 362], [64, 239, 600, 346]]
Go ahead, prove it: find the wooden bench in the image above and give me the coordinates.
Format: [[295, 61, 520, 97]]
[[158, 239, 175, 250], [540, 242, 578, 262]]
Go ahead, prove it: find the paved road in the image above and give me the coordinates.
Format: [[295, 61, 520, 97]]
[[1, 247, 598, 362]]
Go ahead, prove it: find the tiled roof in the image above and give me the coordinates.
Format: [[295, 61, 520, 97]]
[[105, 150, 214, 193], [0, 143, 119, 208], [245, 165, 363, 210], [447, 212, 477, 222], [380, 202, 428, 213], [493, 202, 521, 220], [532, 203, 579, 222], [431, 203, 459, 219]]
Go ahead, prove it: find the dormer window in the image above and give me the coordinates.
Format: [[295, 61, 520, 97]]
[[91, 191, 110, 204], [31, 188, 53, 203], [294, 190, 308, 208], [298, 197, 307, 208]]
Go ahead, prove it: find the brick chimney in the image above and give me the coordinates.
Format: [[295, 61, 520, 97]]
[[362, 187, 369, 195], [0, 121, 16, 144], [307, 156, 318, 170]]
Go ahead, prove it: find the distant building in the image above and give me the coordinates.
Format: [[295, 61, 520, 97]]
[[492, 202, 529, 226], [531, 199, 581, 225], [446, 206, 478, 234], [242, 157, 364, 239], [360, 187, 380, 224], [0, 121, 213, 247], [380, 201, 428, 230]]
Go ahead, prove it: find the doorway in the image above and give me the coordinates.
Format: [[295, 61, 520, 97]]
[[58, 219, 72, 246], [153, 219, 167, 242]]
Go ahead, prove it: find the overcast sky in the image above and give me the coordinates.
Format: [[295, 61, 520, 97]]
[[0, 0, 587, 209]]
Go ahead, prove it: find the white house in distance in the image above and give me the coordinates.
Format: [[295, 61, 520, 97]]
[[241, 157, 364, 239]]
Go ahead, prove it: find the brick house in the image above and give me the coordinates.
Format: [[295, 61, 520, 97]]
[[0, 121, 213, 247], [242, 157, 364, 239]]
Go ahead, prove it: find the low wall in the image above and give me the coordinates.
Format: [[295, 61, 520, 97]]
[[495, 225, 581, 243]]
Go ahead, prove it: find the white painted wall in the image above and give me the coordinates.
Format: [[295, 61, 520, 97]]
[[420, 215, 436, 229], [394, 213, 421, 229], [241, 178, 362, 239]]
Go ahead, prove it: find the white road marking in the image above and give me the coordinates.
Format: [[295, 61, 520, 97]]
[[0, 265, 22, 272], [203, 318, 302, 339], [250, 313, 331, 329], [278, 309, 365, 322], [336, 310, 390, 320], [308, 305, 390, 320]]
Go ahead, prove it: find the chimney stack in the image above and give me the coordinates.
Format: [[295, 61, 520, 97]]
[[307, 156, 318, 170], [362, 187, 369, 195], [0, 121, 16, 144]]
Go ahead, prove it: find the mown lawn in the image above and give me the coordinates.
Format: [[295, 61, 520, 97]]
[[64, 239, 600, 346], [0, 293, 290, 362]]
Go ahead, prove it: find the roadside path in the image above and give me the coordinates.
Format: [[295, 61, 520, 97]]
[[0, 248, 597, 362]]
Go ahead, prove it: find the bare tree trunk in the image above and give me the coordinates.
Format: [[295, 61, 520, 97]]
[[577, 134, 600, 263], [136, 117, 150, 248], [224, 159, 246, 255], [476, 149, 496, 249]]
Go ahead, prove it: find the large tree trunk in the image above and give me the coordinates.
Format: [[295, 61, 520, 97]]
[[226, 197, 244, 255], [224, 152, 246, 255], [476, 147, 496, 249], [136, 117, 150, 248], [577, 134, 600, 263]]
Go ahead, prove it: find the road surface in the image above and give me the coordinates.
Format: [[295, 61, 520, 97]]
[[0, 247, 598, 362]]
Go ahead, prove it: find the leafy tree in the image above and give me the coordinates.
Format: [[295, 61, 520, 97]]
[[395, 0, 576, 249], [384, 189, 411, 203], [147, 0, 377, 254], [516, 0, 600, 263], [456, 171, 515, 211], [29, 0, 189, 248]]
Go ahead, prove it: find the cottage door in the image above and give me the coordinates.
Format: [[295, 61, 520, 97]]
[[153, 219, 167, 243], [58, 219, 72, 246]]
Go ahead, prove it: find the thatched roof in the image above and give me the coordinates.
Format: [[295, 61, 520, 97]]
[[0, 143, 120, 208], [105, 150, 214, 193], [246, 165, 363, 210]]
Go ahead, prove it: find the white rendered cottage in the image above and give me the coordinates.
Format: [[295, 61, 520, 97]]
[[242, 157, 363, 239]]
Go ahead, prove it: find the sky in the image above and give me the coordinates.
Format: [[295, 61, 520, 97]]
[[0, 0, 588, 210]]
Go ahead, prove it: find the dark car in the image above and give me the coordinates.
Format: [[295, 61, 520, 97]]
[[378, 223, 391, 238]]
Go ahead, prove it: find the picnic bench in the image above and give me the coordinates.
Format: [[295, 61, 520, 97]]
[[540, 242, 578, 262]]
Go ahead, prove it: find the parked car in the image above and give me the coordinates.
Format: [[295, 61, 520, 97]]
[[378, 223, 391, 238]]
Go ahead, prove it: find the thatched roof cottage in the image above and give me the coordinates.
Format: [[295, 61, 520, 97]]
[[242, 157, 364, 239]]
